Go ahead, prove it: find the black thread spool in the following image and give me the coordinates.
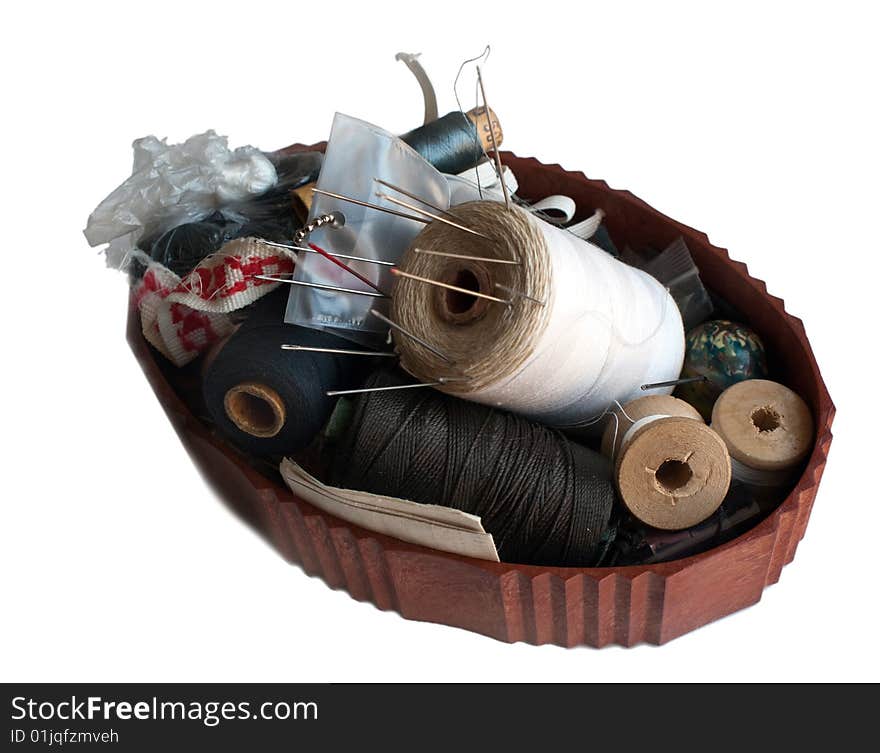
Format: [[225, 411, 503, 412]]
[[328, 371, 616, 566], [400, 107, 503, 176], [203, 291, 368, 456]]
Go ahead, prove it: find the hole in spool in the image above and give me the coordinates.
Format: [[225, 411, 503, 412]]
[[224, 383, 286, 438], [445, 268, 482, 314], [751, 405, 781, 433], [434, 264, 493, 325], [655, 459, 693, 494]]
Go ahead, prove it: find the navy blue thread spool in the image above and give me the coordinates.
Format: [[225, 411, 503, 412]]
[[203, 291, 371, 456], [400, 106, 502, 176]]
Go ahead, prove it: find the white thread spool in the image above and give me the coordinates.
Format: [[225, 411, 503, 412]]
[[391, 201, 685, 428], [601, 395, 732, 530], [711, 379, 813, 489]]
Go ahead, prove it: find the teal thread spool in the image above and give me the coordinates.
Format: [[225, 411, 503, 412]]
[[676, 320, 768, 420]]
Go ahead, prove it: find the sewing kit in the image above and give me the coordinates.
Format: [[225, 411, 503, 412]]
[[86, 52, 833, 647]]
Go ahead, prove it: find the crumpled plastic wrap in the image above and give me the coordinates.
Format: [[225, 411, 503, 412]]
[[84, 131, 278, 269], [145, 152, 324, 278]]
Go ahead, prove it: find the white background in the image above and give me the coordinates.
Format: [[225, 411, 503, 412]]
[[2, 1, 878, 682]]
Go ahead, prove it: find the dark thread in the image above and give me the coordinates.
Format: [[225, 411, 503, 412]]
[[203, 290, 366, 456], [330, 372, 615, 566], [400, 112, 485, 176]]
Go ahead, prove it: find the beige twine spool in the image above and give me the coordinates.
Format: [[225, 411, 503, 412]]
[[392, 200, 553, 390], [390, 200, 684, 426], [601, 395, 732, 530]]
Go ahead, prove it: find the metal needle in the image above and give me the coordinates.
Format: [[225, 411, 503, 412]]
[[494, 282, 546, 306], [640, 375, 708, 391], [414, 247, 519, 265], [327, 378, 468, 397], [312, 187, 428, 224], [391, 268, 510, 304], [258, 240, 396, 267], [281, 345, 397, 357], [369, 308, 455, 364], [375, 192, 490, 240], [256, 274, 389, 298], [476, 65, 510, 209], [307, 242, 389, 297], [373, 177, 447, 214]]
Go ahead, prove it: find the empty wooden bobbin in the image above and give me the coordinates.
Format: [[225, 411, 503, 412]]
[[711, 379, 814, 483], [602, 395, 732, 530], [223, 381, 286, 438]]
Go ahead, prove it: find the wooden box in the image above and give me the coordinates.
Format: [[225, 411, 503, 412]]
[[128, 147, 834, 647]]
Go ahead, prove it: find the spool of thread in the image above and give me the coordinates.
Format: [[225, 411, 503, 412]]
[[328, 371, 615, 566], [711, 379, 813, 488], [203, 318, 362, 456], [601, 395, 731, 531], [391, 201, 685, 428], [400, 107, 503, 175]]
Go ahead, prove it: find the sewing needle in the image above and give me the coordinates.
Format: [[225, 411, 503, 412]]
[[256, 275, 389, 298], [326, 378, 468, 397], [312, 188, 428, 224], [414, 247, 519, 265], [258, 240, 397, 267], [476, 65, 510, 210], [369, 308, 455, 364], [640, 375, 708, 391], [391, 268, 510, 304], [375, 193, 490, 240]]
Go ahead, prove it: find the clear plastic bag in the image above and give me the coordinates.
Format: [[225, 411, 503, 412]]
[[284, 114, 449, 346], [642, 237, 714, 330]]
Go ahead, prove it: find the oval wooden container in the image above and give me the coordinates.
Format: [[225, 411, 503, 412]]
[[128, 146, 834, 647]]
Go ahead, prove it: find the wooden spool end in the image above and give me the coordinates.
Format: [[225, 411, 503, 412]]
[[602, 395, 730, 531], [465, 106, 503, 153], [617, 416, 732, 531], [712, 379, 814, 472], [223, 382, 287, 439]]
